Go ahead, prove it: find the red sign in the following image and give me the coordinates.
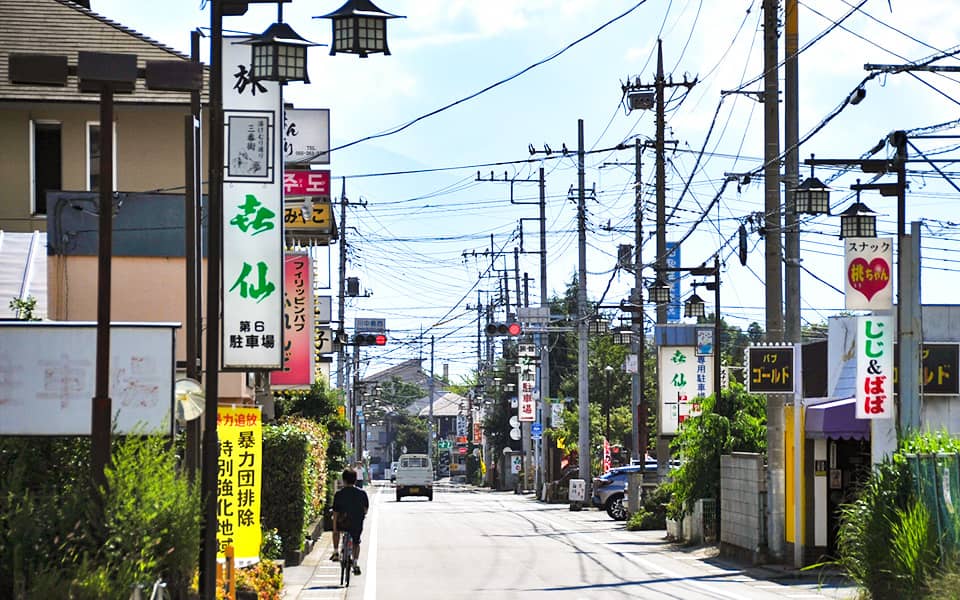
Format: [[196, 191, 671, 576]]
[[848, 257, 891, 301], [602, 437, 611, 473], [458, 446, 467, 455], [270, 254, 312, 387], [284, 169, 330, 196]]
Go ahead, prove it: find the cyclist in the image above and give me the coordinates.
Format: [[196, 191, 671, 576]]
[[330, 467, 369, 575]]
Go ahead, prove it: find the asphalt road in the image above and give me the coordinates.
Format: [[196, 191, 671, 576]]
[[320, 481, 856, 600]]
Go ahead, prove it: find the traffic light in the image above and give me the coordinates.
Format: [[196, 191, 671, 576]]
[[352, 333, 387, 346], [485, 322, 522, 337]]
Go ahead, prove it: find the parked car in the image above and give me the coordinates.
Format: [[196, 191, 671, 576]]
[[592, 459, 680, 520], [592, 465, 648, 520]]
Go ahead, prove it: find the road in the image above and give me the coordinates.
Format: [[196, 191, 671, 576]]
[[292, 481, 856, 600]]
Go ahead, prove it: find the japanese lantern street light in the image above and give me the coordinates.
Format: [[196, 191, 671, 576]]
[[683, 290, 706, 319], [246, 21, 316, 84], [318, 0, 405, 58], [838, 184, 880, 239], [794, 155, 832, 216], [647, 275, 672, 305]]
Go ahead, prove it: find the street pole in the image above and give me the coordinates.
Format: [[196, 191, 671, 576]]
[[763, 0, 786, 561], [429, 336, 436, 475], [713, 256, 722, 415], [91, 85, 114, 493], [337, 178, 348, 390], [201, 1, 224, 595], [632, 138, 645, 463], [576, 119, 591, 495], [538, 166, 550, 493], [784, 0, 801, 345]]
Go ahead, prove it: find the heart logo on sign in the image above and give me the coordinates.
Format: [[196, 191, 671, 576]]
[[848, 257, 891, 301]]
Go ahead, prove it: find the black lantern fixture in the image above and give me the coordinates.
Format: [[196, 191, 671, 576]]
[[247, 21, 316, 83], [838, 182, 878, 239], [648, 276, 672, 305], [684, 290, 706, 319], [318, 0, 405, 58], [794, 154, 831, 215]]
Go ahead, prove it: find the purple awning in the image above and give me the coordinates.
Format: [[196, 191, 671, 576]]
[[805, 397, 870, 440]]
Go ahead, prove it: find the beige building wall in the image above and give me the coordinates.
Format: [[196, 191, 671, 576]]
[[0, 102, 207, 231], [47, 254, 251, 401]]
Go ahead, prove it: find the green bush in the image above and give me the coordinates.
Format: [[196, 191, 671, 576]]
[[261, 418, 329, 561], [626, 508, 658, 531], [0, 434, 199, 599]]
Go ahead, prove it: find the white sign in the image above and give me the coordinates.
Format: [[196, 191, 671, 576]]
[[314, 296, 332, 323], [518, 356, 536, 422], [550, 400, 564, 427], [284, 108, 330, 165], [624, 353, 638, 374], [314, 326, 334, 355], [658, 346, 713, 435], [844, 237, 893, 311], [0, 323, 175, 435], [856, 315, 894, 419], [568, 478, 586, 502], [511, 454, 523, 474], [222, 37, 284, 369], [355, 318, 386, 333]]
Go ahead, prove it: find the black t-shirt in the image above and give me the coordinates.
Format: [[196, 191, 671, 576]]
[[333, 485, 369, 531]]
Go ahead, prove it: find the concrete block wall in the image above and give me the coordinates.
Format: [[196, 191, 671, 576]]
[[720, 452, 766, 562]]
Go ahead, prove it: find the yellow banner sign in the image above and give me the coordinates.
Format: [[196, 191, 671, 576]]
[[284, 200, 332, 232], [217, 406, 262, 565]]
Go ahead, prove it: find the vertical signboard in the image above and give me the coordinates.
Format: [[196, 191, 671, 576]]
[[284, 108, 330, 165], [658, 346, 711, 435], [222, 37, 283, 369], [665, 241, 681, 322], [518, 356, 536, 422], [844, 237, 893, 311], [270, 253, 313, 387], [217, 406, 262, 566], [857, 315, 894, 419]]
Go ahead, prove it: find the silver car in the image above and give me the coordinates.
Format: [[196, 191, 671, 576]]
[[591, 465, 647, 520]]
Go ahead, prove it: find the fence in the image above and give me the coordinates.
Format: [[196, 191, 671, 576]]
[[905, 453, 960, 557]]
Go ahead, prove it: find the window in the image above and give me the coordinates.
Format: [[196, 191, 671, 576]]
[[31, 121, 61, 215], [87, 122, 117, 191]]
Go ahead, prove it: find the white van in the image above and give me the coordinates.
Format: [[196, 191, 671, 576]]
[[394, 453, 433, 501]]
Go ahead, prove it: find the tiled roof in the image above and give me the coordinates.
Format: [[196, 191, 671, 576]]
[[0, 0, 208, 105]]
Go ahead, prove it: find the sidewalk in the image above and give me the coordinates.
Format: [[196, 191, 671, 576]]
[[281, 528, 343, 600]]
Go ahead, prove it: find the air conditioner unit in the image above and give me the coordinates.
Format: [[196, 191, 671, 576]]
[[627, 91, 655, 111]]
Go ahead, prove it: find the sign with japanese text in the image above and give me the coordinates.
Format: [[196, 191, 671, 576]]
[[665, 241, 681, 322], [856, 316, 894, 419], [284, 108, 330, 165], [845, 237, 893, 311], [893, 343, 960, 396], [355, 318, 387, 333], [602, 437, 611, 473], [222, 37, 283, 369], [217, 406, 262, 566], [284, 169, 330, 197], [473, 421, 482, 444], [518, 356, 536, 422], [270, 253, 313, 388], [283, 200, 333, 233], [747, 346, 795, 393], [658, 346, 712, 435]]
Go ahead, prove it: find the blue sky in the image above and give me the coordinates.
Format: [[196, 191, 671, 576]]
[[90, 0, 960, 381]]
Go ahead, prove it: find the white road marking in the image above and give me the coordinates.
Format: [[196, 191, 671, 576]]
[[362, 485, 383, 600]]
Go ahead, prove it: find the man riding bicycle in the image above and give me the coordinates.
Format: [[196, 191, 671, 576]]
[[331, 467, 369, 575]]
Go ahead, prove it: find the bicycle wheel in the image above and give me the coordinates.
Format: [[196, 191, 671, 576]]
[[340, 534, 353, 587]]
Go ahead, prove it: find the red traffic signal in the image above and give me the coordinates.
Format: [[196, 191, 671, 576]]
[[485, 322, 522, 337], [353, 333, 387, 346]]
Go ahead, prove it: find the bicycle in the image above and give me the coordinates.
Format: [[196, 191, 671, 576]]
[[339, 531, 354, 587], [129, 579, 169, 600]]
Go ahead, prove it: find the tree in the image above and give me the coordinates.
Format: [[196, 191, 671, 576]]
[[392, 413, 428, 454]]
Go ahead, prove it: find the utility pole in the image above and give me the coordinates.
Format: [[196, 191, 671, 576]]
[[763, 0, 786, 561], [632, 138, 646, 463], [337, 177, 348, 390], [515, 247, 530, 491], [538, 167, 550, 494], [429, 336, 436, 475], [622, 39, 696, 475], [784, 0, 801, 345], [576, 119, 591, 495]]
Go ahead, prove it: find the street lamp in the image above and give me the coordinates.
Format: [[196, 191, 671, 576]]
[[319, 0, 404, 58], [648, 275, 672, 305], [838, 184, 878, 239], [683, 290, 706, 319], [247, 21, 316, 83], [794, 155, 832, 216]]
